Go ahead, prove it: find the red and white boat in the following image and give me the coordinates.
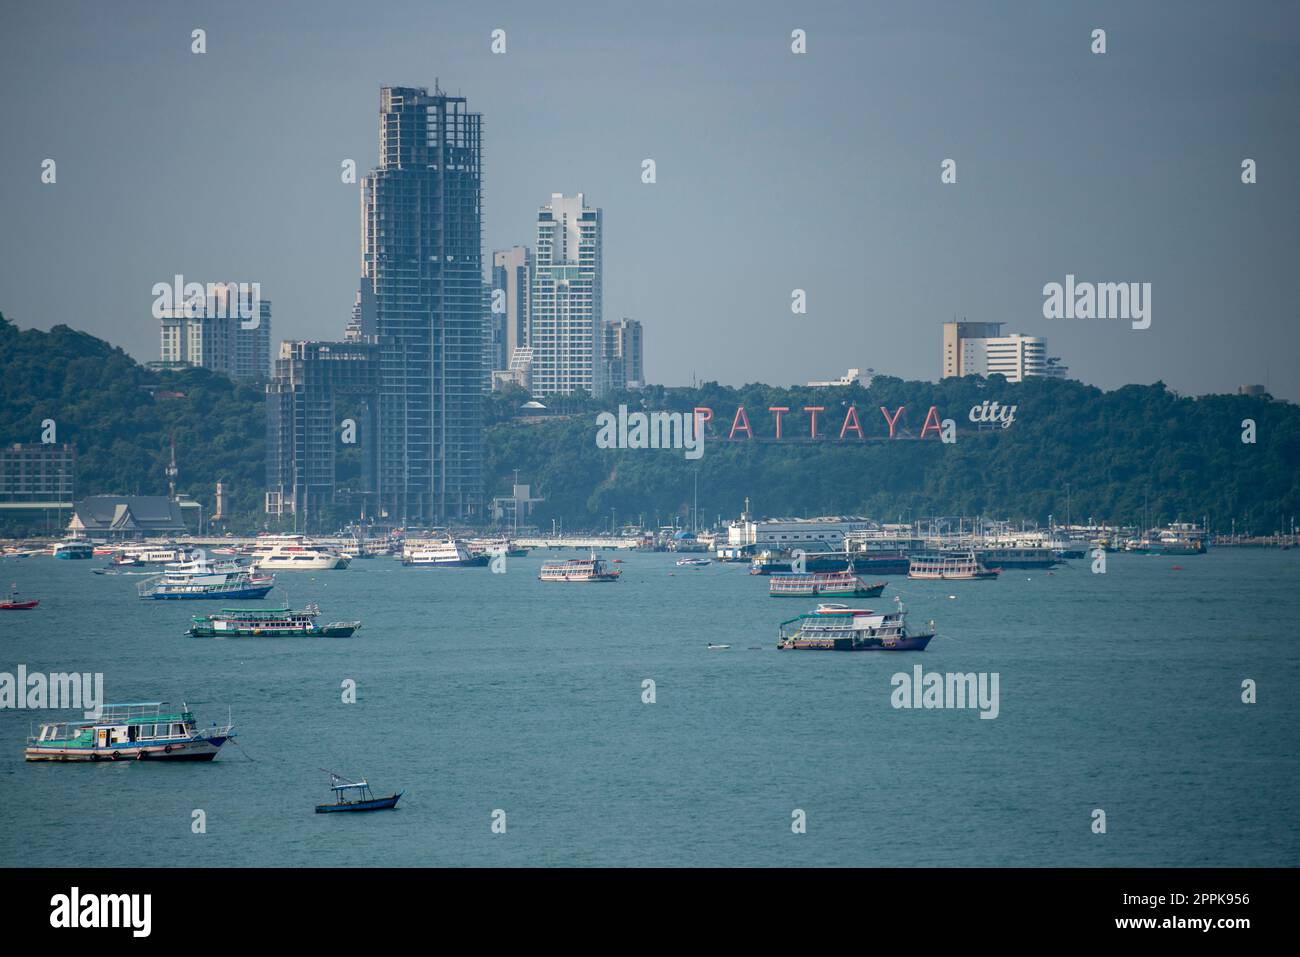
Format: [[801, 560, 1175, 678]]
[[0, 583, 38, 610]]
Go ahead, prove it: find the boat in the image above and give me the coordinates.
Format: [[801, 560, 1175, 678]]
[[972, 545, 1059, 569], [538, 556, 621, 582], [1151, 522, 1208, 555], [138, 556, 274, 600], [676, 558, 712, 567], [25, 701, 234, 762], [108, 544, 196, 566], [51, 540, 94, 560], [0, 583, 38, 610], [769, 570, 886, 598], [907, 549, 999, 580], [188, 603, 360, 638], [466, 538, 529, 559], [777, 602, 935, 651], [247, 535, 349, 571], [315, 771, 403, 813], [401, 537, 488, 567]]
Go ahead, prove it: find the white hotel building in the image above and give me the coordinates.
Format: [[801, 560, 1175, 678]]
[[530, 193, 603, 397], [942, 321, 1066, 383]]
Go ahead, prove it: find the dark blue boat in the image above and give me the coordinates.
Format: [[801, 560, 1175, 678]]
[[315, 771, 403, 813]]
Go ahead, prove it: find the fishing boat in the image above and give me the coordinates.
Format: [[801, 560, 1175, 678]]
[[907, 549, 999, 580], [138, 556, 274, 600], [538, 555, 621, 582], [769, 570, 886, 598], [51, 540, 94, 560], [676, 557, 712, 567], [247, 535, 349, 571], [25, 701, 234, 762], [0, 583, 38, 610], [401, 537, 488, 567], [777, 601, 935, 651], [315, 771, 403, 813], [188, 604, 360, 638]]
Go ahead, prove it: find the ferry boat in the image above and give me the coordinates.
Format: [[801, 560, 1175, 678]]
[[401, 537, 488, 567], [25, 701, 234, 762], [248, 535, 349, 571], [769, 570, 886, 598], [188, 604, 361, 638], [777, 602, 935, 651], [907, 549, 999, 580], [972, 545, 1059, 569], [1151, 522, 1208, 555], [316, 771, 403, 813], [51, 540, 94, 560], [538, 556, 621, 582], [466, 538, 530, 559], [138, 556, 274, 600], [0, 583, 38, 610]]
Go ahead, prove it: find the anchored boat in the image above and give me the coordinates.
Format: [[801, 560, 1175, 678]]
[[777, 602, 935, 651], [51, 540, 94, 560], [401, 537, 488, 567], [769, 569, 886, 598], [1, 583, 38, 610], [907, 549, 999, 580], [538, 555, 621, 582], [188, 604, 361, 638], [315, 771, 403, 813], [247, 535, 350, 571], [25, 701, 234, 762], [138, 556, 274, 600]]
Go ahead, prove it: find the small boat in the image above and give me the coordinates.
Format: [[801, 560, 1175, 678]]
[[777, 601, 936, 651], [707, 643, 731, 650], [26, 701, 234, 761], [676, 558, 711, 567], [0, 583, 38, 610], [906, 549, 998, 581], [769, 569, 886, 598], [188, 604, 360, 638], [538, 555, 621, 582], [315, 771, 403, 813]]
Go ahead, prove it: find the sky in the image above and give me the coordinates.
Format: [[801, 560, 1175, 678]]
[[1, 0, 1297, 400]]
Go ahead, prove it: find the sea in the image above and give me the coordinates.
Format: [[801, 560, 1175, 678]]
[[1, 548, 1296, 867]]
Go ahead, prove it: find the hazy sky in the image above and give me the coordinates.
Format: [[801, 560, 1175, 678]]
[[2, 0, 1297, 400]]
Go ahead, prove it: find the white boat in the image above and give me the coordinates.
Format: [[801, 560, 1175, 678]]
[[109, 543, 196, 566], [248, 535, 349, 571], [138, 556, 275, 600], [51, 540, 94, 560], [907, 549, 998, 580], [401, 538, 487, 567], [676, 558, 712, 567]]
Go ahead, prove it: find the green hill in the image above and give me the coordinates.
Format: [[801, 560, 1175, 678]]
[[3, 313, 1297, 536]]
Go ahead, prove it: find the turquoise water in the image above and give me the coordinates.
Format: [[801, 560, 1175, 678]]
[[1, 549, 1296, 867]]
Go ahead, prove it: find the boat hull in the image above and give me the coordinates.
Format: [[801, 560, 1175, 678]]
[[143, 584, 274, 600], [189, 624, 358, 638], [25, 735, 229, 762], [770, 583, 885, 598], [0, 601, 39, 610], [778, 633, 934, 651]]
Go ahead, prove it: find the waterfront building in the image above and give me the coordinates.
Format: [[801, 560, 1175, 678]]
[[0, 443, 75, 504], [66, 495, 190, 539], [158, 283, 271, 381], [602, 318, 644, 392], [941, 321, 1067, 382], [358, 85, 485, 521], [725, 516, 878, 553], [531, 193, 603, 397]]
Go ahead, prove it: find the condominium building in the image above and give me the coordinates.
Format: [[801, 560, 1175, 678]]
[[531, 193, 603, 397], [158, 283, 271, 381], [941, 321, 1067, 383], [0, 443, 76, 503], [492, 246, 532, 363], [358, 85, 485, 522], [602, 318, 644, 391]]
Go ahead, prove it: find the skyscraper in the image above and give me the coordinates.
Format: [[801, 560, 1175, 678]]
[[492, 246, 532, 364], [602, 318, 644, 391], [531, 193, 603, 397], [359, 86, 484, 522]]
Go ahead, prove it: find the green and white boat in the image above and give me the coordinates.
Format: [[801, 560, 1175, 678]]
[[188, 603, 361, 638], [26, 701, 234, 762]]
